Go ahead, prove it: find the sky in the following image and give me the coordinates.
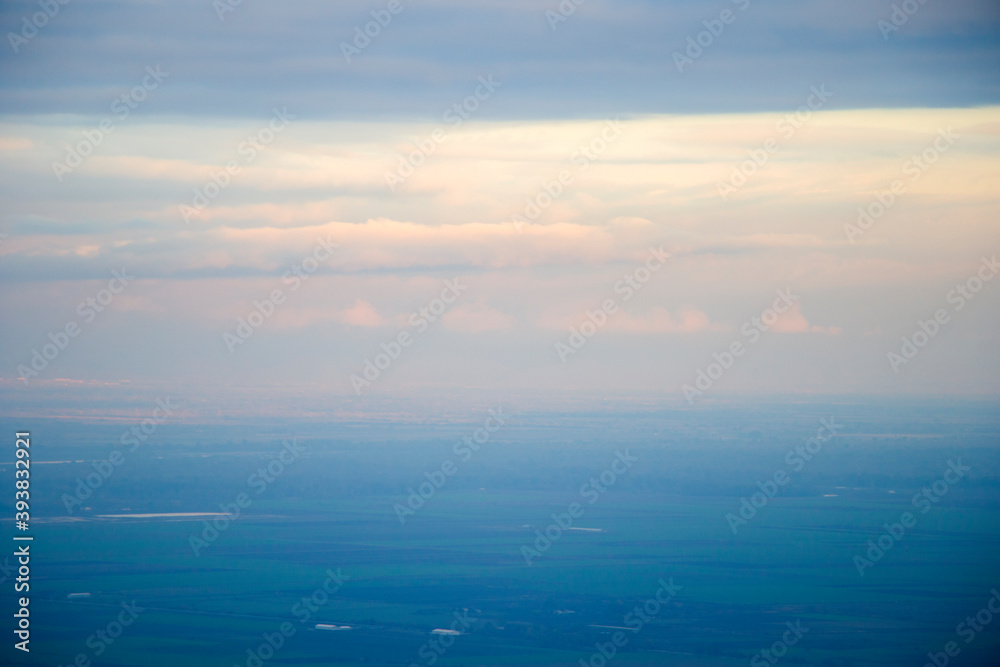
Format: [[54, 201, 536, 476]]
[[1, 0, 999, 413]]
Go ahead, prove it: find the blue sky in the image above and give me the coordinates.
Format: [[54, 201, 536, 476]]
[[2, 0, 999, 118]]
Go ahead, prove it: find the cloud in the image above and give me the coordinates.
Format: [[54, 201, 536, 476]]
[[0, 136, 32, 150], [264, 300, 384, 330], [1, 0, 996, 119], [607, 307, 723, 334], [772, 304, 842, 335], [338, 299, 383, 327]]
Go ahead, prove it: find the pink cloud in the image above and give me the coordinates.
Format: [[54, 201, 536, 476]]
[[609, 307, 723, 333], [265, 300, 383, 330], [772, 303, 841, 335], [339, 300, 383, 327]]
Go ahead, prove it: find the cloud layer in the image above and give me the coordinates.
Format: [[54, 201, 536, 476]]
[[2, 2, 998, 400]]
